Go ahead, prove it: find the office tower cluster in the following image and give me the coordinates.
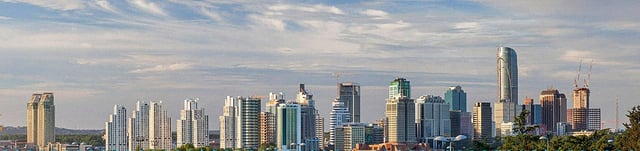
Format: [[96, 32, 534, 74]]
[[26, 93, 55, 149], [103, 99, 208, 151]]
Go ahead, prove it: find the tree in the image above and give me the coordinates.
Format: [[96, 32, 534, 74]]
[[499, 109, 543, 151], [258, 143, 276, 151], [615, 105, 640, 150]]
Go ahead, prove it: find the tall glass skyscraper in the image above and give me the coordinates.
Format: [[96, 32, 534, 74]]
[[339, 82, 361, 123], [496, 47, 518, 136], [444, 86, 467, 112], [497, 47, 518, 103], [276, 103, 301, 150]]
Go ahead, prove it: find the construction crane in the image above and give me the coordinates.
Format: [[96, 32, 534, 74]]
[[616, 96, 619, 132], [0, 113, 3, 134], [584, 60, 593, 88], [574, 59, 583, 89]]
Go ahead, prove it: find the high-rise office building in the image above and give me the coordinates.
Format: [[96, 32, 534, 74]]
[[496, 47, 518, 134], [177, 99, 209, 148], [219, 96, 237, 149], [389, 77, 410, 99], [259, 112, 275, 145], [385, 96, 416, 143], [266, 92, 285, 115], [339, 82, 361, 122], [472, 102, 492, 143], [276, 103, 301, 151], [519, 97, 543, 126], [445, 86, 467, 112], [342, 123, 366, 151], [568, 87, 601, 131], [235, 97, 261, 149], [128, 101, 149, 151], [497, 47, 518, 103], [106, 105, 128, 151], [26, 93, 55, 148], [329, 98, 350, 148], [415, 95, 451, 143], [295, 84, 318, 151], [149, 101, 172, 150], [364, 124, 384, 145], [450, 110, 473, 138], [539, 89, 567, 134], [315, 114, 324, 150]]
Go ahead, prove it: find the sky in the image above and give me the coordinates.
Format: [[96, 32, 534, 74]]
[[1, 0, 639, 130]]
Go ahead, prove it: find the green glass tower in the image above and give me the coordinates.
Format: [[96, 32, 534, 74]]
[[444, 86, 467, 112], [389, 78, 410, 99]]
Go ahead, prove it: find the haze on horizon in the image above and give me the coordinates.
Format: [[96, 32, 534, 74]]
[[0, 0, 639, 130]]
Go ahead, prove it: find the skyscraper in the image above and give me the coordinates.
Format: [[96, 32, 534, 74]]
[[27, 93, 55, 148], [295, 84, 318, 150], [342, 123, 366, 151], [266, 92, 285, 115], [329, 98, 350, 149], [177, 99, 209, 148], [235, 97, 261, 149], [339, 82, 361, 122], [385, 96, 416, 143], [472, 102, 492, 143], [415, 95, 451, 143], [259, 112, 275, 145], [445, 86, 467, 112], [128, 101, 149, 151], [219, 96, 237, 149], [568, 87, 601, 131], [276, 103, 301, 150], [496, 47, 518, 133], [149, 101, 172, 150], [315, 114, 325, 150], [389, 77, 410, 99], [573, 88, 590, 109], [450, 111, 473, 138], [497, 47, 518, 103], [539, 89, 567, 134], [106, 105, 128, 151]]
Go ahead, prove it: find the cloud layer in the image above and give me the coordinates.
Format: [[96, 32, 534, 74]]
[[0, 0, 639, 130]]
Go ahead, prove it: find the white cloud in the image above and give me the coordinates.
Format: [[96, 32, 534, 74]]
[[129, 0, 167, 16], [454, 22, 479, 30], [249, 14, 286, 31], [360, 9, 388, 19], [200, 7, 223, 22], [130, 63, 193, 73], [4, 0, 84, 10], [268, 4, 344, 15], [94, 0, 117, 13], [0, 16, 11, 20]]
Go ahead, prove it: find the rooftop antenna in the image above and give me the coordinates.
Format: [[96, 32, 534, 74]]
[[616, 96, 619, 132], [575, 59, 583, 89], [585, 60, 593, 88]]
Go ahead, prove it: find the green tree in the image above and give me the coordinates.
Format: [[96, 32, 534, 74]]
[[499, 109, 543, 151], [258, 143, 276, 151], [615, 105, 640, 150]]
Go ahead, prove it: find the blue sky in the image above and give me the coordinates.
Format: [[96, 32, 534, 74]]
[[1, 0, 639, 130]]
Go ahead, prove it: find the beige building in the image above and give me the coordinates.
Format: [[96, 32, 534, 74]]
[[539, 89, 567, 134], [472, 102, 492, 143], [27, 93, 55, 148], [385, 96, 416, 143], [259, 112, 275, 145]]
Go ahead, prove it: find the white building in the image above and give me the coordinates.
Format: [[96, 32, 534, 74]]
[[128, 101, 149, 151], [106, 105, 127, 151], [329, 98, 350, 148], [177, 98, 209, 148], [149, 101, 172, 150], [219, 96, 237, 149], [500, 122, 515, 136], [276, 103, 301, 151], [235, 97, 261, 149]]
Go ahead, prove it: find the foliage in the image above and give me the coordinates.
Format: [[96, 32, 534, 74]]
[[615, 105, 640, 150], [175, 144, 212, 151], [258, 143, 276, 151], [56, 134, 105, 146], [470, 140, 495, 151]]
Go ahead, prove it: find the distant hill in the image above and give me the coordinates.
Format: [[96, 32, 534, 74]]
[[0, 126, 104, 135]]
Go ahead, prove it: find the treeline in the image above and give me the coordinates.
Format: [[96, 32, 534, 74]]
[[0, 134, 104, 146]]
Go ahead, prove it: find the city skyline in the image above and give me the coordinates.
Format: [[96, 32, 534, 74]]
[[1, 1, 640, 131]]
